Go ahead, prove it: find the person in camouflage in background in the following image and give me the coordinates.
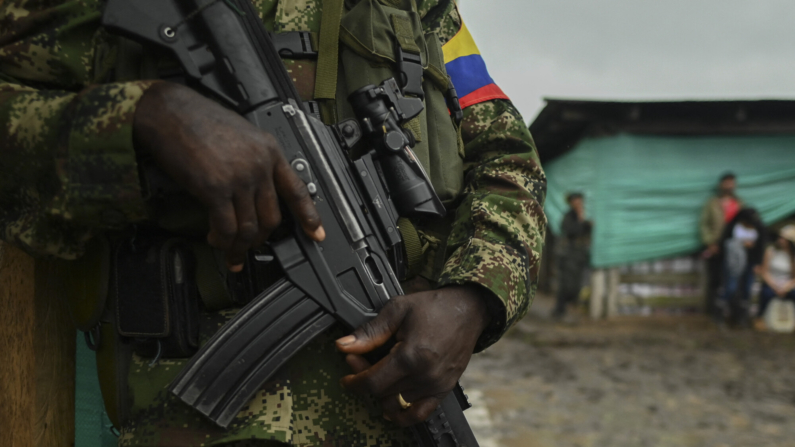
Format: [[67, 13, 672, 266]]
[[0, 0, 546, 445]]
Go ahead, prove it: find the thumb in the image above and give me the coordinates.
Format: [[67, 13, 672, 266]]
[[336, 299, 408, 355]]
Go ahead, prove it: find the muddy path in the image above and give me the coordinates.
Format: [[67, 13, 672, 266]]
[[460, 295, 795, 447]]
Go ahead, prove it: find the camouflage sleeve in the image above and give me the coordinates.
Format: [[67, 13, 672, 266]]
[[422, 1, 548, 351], [0, 1, 156, 259]]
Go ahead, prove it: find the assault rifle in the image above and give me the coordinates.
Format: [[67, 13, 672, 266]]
[[102, 0, 479, 445]]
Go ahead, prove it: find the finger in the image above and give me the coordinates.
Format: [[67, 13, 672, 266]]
[[273, 160, 324, 241], [253, 181, 282, 246], [383, 395, 440, 427], [336, 299, 408, 355], [225, 192, 259, 268], [398, 380, 454, 405], [207, 199, 238, 252], [344, 354, 372, 374], [340, 347, 411, 397], [380, 392, 408, 419]]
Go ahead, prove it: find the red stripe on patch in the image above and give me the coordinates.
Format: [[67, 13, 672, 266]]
[[459, 84, 509, 109]]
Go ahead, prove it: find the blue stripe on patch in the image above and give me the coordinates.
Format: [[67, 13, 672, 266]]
[[445, 54, 496, 99]]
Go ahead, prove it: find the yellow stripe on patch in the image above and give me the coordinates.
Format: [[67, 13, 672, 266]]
[[443, 21, 481, 64]]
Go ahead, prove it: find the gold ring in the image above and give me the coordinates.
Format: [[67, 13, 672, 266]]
[[397, 393, 412, 410]]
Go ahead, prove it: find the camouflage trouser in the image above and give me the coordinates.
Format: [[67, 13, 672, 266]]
[[119, 310, 414, 447], [553, 249, 589, 316]]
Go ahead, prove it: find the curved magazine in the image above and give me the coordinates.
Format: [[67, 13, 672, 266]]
[[169, 278, 337, 427]]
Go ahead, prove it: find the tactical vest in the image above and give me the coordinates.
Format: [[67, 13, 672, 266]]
[[74, 0, 465, 427], [326, 0, 465, 280], [331, 0, 465, 202]]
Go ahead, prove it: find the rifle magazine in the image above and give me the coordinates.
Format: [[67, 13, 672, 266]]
[[169, 278, 336, 428]]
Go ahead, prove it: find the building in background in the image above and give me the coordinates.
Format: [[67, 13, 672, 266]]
[[531, 99, 795, 317]]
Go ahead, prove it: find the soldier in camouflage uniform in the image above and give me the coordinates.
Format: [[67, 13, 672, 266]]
[[0, 0, 546, 445], [552, 193, 591, 319]]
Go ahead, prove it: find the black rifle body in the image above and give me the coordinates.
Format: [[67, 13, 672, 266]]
[[102, 1, 479, 445]]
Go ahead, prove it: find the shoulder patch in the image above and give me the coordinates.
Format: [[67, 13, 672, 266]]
[[442, 21, 509, 109]]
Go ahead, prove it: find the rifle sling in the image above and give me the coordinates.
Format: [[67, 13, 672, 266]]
[[314, 0, 344, 101]]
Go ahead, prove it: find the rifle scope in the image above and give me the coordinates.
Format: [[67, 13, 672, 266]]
[[349, 80, 446, 219]]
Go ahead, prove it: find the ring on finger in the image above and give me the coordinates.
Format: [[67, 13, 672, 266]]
[[397, 393, 412, 410]]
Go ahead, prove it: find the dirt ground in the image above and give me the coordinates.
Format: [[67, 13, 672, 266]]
[[460, 294, 795, 447]]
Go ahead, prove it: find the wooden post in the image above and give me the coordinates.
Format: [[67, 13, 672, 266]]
[[589, 269, 606, 319], [0, 243, 76, 447], [606, 267, 620, 318]]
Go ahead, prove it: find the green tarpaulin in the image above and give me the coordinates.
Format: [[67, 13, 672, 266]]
[[544, 134, 795, 267]]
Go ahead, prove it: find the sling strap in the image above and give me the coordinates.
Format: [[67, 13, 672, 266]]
[[313, 0, 345, 101]]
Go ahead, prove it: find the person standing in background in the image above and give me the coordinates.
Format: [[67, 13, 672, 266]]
[[553, 193, 592, 319], [701, 173, 743, 313], [717, 208, 766, 326], [754, 225, 795, 330]]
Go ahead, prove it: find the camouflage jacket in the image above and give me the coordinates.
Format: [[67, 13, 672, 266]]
[[0, 0, 546, 445]]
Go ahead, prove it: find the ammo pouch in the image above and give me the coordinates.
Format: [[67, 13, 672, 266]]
[[112, 232, 200, 359]]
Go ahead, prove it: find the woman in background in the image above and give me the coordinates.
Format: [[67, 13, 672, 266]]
[[754, 225, 795, 330]]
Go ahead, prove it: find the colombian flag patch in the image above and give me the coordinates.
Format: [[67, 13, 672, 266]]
[[442, 22, 510, 109]]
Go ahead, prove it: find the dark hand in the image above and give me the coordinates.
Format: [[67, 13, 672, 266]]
[[134, 82, 324, 270], [336, 285, 491, 426]]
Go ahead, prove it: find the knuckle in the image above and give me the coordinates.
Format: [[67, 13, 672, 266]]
[[260, 211, 281, 232], [427, 374, 456, 395], [287, 176, 311, 202], [216, 224, 236, 239], [383, 295, 407, 317], [412, 344, 436, 365], [361, 375, 380, 395], [414, 405, 436, 422], [237, 220, 258, 241], [395, 348, 422, 372], [261, 133, 282, 154], [200, 171, 224, 191], [205, 185, 234, 207], [398, 411, 425, 427], [423, 370, 444, 388], [211, 222, 237, 243], [357, 320, 382, 341], [208, 235, 232, 251], [275, 165, 307, 197], [205, 171, 236, 196]]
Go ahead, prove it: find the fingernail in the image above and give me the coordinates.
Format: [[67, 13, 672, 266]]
[[313, 226, 326, 241], [228, 263, 244, 273], [336, 335, 356, 346]]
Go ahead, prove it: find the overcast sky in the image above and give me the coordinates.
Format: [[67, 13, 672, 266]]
[[459, 0, 795, 123]]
